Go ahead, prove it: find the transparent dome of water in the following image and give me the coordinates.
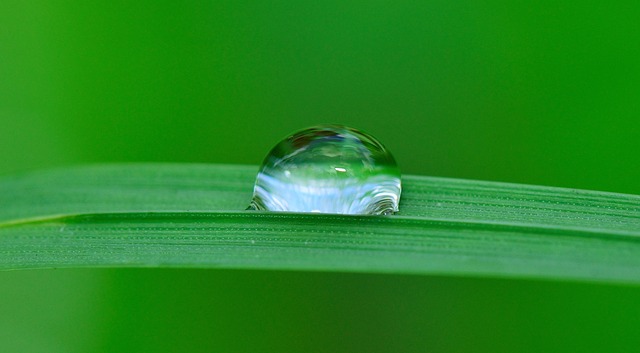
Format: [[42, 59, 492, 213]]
[[248, 125, 401, 215]]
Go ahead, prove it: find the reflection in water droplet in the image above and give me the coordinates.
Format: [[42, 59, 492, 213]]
[[248, 125, 401, 215]]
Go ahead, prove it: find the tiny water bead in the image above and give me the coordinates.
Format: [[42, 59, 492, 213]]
[[248, 125, 401, 215]]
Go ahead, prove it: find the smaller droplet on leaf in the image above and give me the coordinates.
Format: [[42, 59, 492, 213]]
[[248, 125, 401, 215]]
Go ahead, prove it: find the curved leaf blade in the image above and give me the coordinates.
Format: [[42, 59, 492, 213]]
[[1, 164, 640, 283]]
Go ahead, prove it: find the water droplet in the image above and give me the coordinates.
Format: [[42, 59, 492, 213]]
[[248, 125, 401, 215]]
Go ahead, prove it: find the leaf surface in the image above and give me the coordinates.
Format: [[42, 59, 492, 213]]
[[1, 164, 639, 283]]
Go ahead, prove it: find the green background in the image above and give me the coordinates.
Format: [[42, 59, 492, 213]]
[[1, 1, 639, 352]]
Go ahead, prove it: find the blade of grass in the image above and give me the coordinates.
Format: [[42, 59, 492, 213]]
[[1, 163, 640, 284]]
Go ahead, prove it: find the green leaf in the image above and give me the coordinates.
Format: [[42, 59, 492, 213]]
[[1, 164, 639, 284]]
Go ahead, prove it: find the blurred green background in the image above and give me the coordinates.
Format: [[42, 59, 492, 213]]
[[1, 1, 639, 352]]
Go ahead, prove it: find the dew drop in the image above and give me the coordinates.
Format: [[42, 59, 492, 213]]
[[248, 125, 401, 215]]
